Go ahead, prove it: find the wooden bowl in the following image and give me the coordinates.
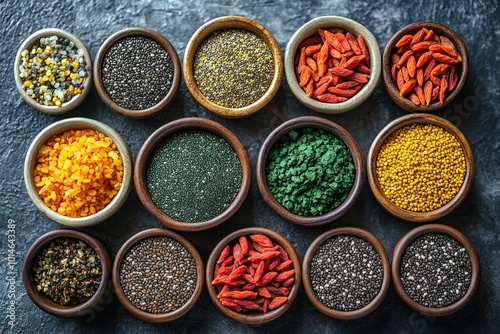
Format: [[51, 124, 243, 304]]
[[93, 27, 181, 118], [256, 116, 365, 226], [206, 227, 301, 324], [22, 229, 112, 317], [134, 117, 251, 231], [367, 113, 474, 222], [24, 117, 133, 227], [112, 228, 204, 322], [391, 224, 480, 316], [302, 227, 391, 319], [382, 22, 469, 112], [183, 16, 283, 118], [284, 16, 381, 114], [14, 28, 92, 114]]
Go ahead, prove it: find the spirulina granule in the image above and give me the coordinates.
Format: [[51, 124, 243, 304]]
[[146, 130, 242, 222], [193, 28, 274, 108], [266, 128, 355, 216]]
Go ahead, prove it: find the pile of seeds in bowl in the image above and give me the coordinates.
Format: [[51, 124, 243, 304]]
[[18, 35, 89, 107], [193, 28, 274, 108], [309, 234, 383, 311], [120, 236, 197, 314], [102, 35, 173, 110], [33, 238, 102, 306], [400, 233, 472, 307]]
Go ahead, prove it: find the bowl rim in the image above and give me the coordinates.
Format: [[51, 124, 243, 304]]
[[205, 227, 301, 324], [256, 115, 365, 226], [24, 117, 133, 227], [14, 28, 93, 114], [382, 21, 469, 113], [93, 27, 181, 118], [284, 15, 381, 114], [112, 227, 204, 322], [22, 229, 112, 317], [302, 227, 391, 319], [391, 223, 480, 316], [134, 117, 251, 231], [367, 113, 474, 222], [183, 15, 283, 118]]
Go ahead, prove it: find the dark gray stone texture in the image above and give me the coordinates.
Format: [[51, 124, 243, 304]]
[[1, 0, 499, 333]]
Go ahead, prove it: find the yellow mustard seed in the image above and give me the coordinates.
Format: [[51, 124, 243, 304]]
[[375, 124, 466, 212], [33, 129, 123, 218]]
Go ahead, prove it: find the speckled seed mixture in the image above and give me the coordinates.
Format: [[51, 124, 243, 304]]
[[400, 233, 472, 308], [376, 123, 466, 212], [120, 236, 197, 314], [146, 130, 242, 222], [193, 29, 274, 108], [102, 36, 173, 110], [19, 36, 89, 106], [309, 235, 383, 311]]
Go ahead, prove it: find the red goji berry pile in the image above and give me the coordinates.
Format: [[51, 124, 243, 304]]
[[294, 28, 371, 103], [212, 234, 295, 313], [390, 27, 462, 106]]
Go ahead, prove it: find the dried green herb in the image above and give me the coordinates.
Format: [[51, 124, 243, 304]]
[[33, 238, 102, 306]]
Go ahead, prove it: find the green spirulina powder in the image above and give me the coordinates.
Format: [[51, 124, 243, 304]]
[[146, 130, 242, 222], [266, 128, 355, 216]]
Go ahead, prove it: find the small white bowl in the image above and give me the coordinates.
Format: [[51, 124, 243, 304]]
[[285, 16, 381, 114], [24, 117, 132, 227]]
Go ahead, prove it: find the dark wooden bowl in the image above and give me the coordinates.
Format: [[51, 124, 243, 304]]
[[93, 27, 181, 118], [256, 116, 365, 226], [183, 16, 283, 118], [206, 227, 301, 324], [134, 117, 251, 231], [382, 22, 469, 112], [367, 113, 474, 222], [302, 227, 391, 320], [391, 224, 480, 316], [22, 229, 112, 317], [112, 228, 204, 322]]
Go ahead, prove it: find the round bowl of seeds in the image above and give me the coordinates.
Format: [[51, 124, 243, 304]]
[[256, 116, 365, 226], [134, 117, 251, 231], [302, 227, 391, 319], [22, 229, 112, 317], [93, 27, 181, 118], [14, 28, 92, 114], [24, 117, 132, 227], [382, 22, 469, 112], [284, 16, 381, 114], [183, 15, 283, 118], [112, 228, 204, 322], [206, 227, 301, 324], [367, 113, 474, 222], [392, 224, 480, 316]]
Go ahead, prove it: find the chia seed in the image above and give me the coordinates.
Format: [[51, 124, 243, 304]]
[[146, 129, 242, 222], [193, 28, 274, 108], [102, 35, 173, 110], [120, 236, 197, 314], [400, 233, 472, 308], [309, 235, 383, 311]]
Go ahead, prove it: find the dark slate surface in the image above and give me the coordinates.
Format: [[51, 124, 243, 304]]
[[1, 0, 499, 333]]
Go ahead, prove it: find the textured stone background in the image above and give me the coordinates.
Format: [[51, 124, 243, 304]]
[[1, 0, 499, 333]]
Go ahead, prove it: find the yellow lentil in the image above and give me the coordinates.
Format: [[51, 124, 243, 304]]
[[375, 124, 466, 212], [33, 129, 123, 218]]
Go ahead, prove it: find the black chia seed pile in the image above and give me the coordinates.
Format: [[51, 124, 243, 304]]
[[309, 235, 383, 311], [400, 233, 472, 308], [102, 35, 173, 110], [120, 236, 197, 314], [193, 28, 274, 108], [146, 129, 242, 222]]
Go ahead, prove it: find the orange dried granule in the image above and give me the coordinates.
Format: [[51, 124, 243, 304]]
[[33, 129, 124, 218]]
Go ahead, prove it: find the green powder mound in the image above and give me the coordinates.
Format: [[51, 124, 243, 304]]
[[266, 128, 355, 216]]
